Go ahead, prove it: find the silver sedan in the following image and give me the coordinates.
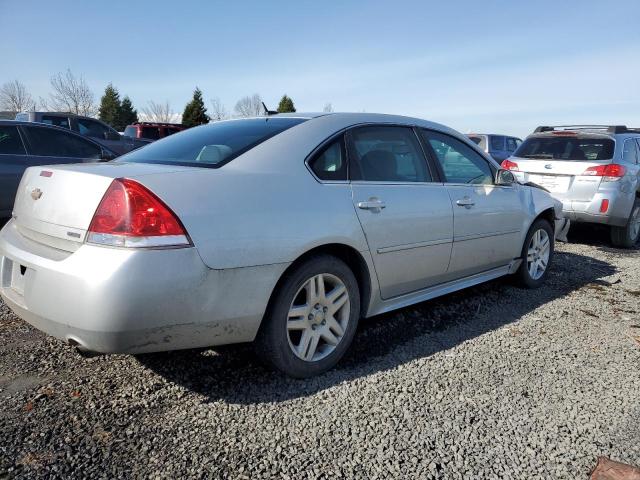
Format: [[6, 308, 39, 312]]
[[0, 113, 566, 377]]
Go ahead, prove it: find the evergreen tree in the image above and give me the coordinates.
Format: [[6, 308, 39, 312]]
[[182, 87, 209, 128], [277, 94, 296, 113], [119, 96, 138, 128], [98, 83, 121, 129]]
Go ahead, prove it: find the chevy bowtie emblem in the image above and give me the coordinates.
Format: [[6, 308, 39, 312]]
[[31, 188, 43, 200], [545, 164, 553, 169]]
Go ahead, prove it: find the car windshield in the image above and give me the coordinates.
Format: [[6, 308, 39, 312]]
[[118, 117, 307, 168], [467, 135, 486, 150], [514, 136, 614, 161]]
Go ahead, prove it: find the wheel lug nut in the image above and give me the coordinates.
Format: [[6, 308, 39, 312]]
[[321, 320, 326, 325], [315, 304, 320, 309], [308, 314, 314, 320], [323, 307, 328, 313], [311, 325, 316, 330]]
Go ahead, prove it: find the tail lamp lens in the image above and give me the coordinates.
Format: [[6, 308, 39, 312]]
[[87, 178, 190, 248], [582, 164, 626, 181], [501, 159, 519, 171]]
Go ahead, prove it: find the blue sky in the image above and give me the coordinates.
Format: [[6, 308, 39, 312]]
[[1, 0, 639, 137]]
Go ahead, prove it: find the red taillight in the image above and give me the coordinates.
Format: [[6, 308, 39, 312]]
[[582, 164, 626, 181], [600, 199, 609, 213], [501, 159, 519, 171], [87, 178, 190, 248]]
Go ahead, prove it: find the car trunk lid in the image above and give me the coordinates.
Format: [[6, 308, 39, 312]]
[[12, 162, 193, 252]]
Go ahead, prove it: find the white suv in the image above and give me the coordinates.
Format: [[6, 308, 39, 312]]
[[502, 125, 640, 248]]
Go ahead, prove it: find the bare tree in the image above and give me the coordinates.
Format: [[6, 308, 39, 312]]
[[0, 80, 34, 113], [234, 93, 263, 117], [209, 97, 228, 121], [323, 102, 333, 113], [48, 69, 97, 116], [140, 100, 179, 123]]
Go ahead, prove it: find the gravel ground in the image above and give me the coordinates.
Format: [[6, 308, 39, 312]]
[[1, 228, 639, 479]]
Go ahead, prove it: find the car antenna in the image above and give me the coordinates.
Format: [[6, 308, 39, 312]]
[[261, 102, 278, 116]]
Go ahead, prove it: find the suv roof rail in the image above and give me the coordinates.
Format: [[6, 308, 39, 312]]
[[133, 122, 184, 126], [534, 125, 634, 134]]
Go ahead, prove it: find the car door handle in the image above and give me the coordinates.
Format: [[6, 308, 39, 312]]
[[456, 197, 475, 208], [357, 200, 386, 210]]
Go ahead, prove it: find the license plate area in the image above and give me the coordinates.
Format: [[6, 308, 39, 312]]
[[529, 174, 571, 193]]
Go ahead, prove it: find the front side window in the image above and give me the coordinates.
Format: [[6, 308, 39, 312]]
[[490, 135, 505, 151], [308, 136, 347, 181], [24, 126, 102, 159], [422, 130, 493, 185], [119, 117, 306, 168], [41, 115, 70, 129], [622, 139, 639, 164], [514, 136, 614, 161], [77, 118, 110, 138], [350, 126, 430, 182]]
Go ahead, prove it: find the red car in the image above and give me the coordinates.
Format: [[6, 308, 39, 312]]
[[123, 122, 185, 141]]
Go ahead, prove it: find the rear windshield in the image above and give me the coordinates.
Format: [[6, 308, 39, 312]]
[[468, 135, 487, 150], [119, 118, 307, 168], [515, 136, 614, 161]]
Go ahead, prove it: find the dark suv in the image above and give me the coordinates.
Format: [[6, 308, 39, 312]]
[[123, 122, 185, 141], [15, 112, 150, 155], [467, 134, 522, 162], [0, 120, 114, 218]]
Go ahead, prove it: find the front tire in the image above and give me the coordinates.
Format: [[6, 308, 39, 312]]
[[610, 198, 640, 248], [255, 255, 360, 378], [516, 218, 554, 288]]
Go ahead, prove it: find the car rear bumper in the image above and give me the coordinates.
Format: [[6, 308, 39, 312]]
[[0, 220, 286, 354], [558, 193, 631, 227]]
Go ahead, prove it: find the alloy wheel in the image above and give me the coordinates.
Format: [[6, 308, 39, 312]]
[[287, 273, 350, 362], [630, 206, 640, 241], [527, 229, 550, 280]]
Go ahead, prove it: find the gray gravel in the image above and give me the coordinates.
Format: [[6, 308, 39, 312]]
[[1, 229, 639, 479]]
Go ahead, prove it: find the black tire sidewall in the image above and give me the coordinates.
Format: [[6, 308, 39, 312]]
[[518, 219, 554, 288], [256, 255, 360, 378]]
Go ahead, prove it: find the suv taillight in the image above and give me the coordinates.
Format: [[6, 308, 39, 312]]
[[501, 159, 519, 171], [582, 164, 626, 181], [87, 178, 191, 248]]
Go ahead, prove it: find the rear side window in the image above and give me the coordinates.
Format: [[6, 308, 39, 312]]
[[490, 135, 505, 151], [119, 118, 306, 168], [308, 136, 347, 181], [622, 139, 639, 163], [515, 137, 614, 161], [0, 126, 26, 155], [506, 137, 518, 152], [41, 115, 70, 129], [422, 130, 493, 185], [349, 126, 430, 182], [24, 126, 102, 159]]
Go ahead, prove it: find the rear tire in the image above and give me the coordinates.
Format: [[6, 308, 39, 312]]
[[515, 218, 554, 289], [610, 198, 640, 248], [255, 255, 360, 378]]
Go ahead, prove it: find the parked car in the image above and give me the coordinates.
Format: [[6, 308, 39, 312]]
[[0, 113, 566, 377], [14, 112, 150, 155], [0, 120, 115, 218], [123, 122, 185, 141], [467, 134, 522, 163], [502, 125, 640, 248]]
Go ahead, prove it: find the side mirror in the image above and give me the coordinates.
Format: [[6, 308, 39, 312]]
[[100, 149, 117, 161], [495, 168, 516, 185]]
